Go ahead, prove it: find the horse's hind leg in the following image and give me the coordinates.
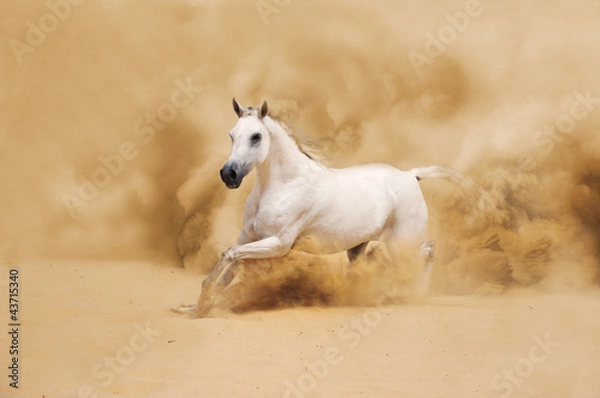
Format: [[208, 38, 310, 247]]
[[418, 240, 435, 294], [380, 232, 434, 296]]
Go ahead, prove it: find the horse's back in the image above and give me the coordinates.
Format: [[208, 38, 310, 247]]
[[331, 163, 423, 200]]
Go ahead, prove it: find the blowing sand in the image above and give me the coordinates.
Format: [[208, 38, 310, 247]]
[[1, 0, 600, 396]]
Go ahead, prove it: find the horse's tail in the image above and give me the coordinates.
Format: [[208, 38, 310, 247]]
[[409, 165, 472, 190]]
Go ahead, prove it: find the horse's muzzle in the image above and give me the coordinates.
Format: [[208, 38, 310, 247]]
[[220, 162, 244, 189]]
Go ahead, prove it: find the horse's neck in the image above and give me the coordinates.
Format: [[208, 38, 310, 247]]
[[256, 117, 314, 188]]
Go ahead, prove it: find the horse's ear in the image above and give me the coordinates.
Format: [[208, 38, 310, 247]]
[[232, 97, 243, 117], [258, 100, 268, 119]]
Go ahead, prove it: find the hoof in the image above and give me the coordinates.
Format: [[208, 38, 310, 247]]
[[171, 302, 213, 319], [171, 304, 197, 314], [420, 240, 435, 259]]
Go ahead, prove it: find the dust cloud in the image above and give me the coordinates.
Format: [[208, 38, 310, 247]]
[[1, 0, 599, 307]]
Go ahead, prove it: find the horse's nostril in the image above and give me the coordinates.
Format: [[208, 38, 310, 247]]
[[228, 169, 237, 180]]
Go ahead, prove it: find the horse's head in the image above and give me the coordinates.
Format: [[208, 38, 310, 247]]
[[220, 98, 271, 189]]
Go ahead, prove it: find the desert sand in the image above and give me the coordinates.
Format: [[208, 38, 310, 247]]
[[1, 0, 599, 397], [0, 259, 599, 397]]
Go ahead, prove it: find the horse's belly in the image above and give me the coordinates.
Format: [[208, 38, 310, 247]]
[[292, 235, 350, 255], [293, 209, 386, 254]]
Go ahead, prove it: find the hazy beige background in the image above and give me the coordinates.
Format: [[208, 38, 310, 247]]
[[0, 0, 599, 397]]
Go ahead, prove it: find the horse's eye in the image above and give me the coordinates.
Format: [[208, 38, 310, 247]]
[[250, 132, 262, 144]]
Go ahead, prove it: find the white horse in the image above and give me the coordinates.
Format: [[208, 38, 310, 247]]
[[177, 98, 467, 318]]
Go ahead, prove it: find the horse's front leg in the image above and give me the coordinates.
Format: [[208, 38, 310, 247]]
[[185, 236, 292, 318], [175, 255, 232, 317]]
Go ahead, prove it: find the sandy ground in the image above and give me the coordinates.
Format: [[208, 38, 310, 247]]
[[1, 259, 599, 398]]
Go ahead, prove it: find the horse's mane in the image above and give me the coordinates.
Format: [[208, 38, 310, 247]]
[[262, 115, 327, 165]]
